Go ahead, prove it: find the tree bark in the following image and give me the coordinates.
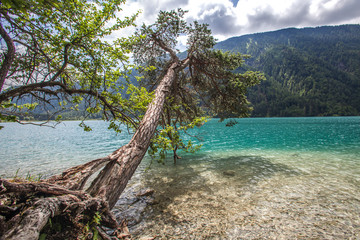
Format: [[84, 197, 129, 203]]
[[0, 21, 16, 92], [47, 156, 111, 190], [0, 179, 119, 240], [88, 60, 179, 208], [3, 195, 73, 240]]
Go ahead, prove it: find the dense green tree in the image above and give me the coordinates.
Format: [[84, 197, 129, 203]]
[[0, 0, 144, 130]]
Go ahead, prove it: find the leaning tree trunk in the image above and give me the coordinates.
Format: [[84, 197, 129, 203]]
[[0, 60, 181, 240], [87, 60, 180, 208]]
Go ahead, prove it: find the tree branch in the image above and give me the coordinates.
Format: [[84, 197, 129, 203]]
[[151, 34, 179, 61], [0, 80, 138, 128], [49, 43, 71, 82], [0, 21, 16, 92]]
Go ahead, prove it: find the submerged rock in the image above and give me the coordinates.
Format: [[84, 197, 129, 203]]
[[223, 170, 236, 176], [115, 188, 156, 227], [136, 188, 155, 197]]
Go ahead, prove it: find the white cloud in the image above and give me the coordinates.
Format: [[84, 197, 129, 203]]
[[114, 0, 359, 43]]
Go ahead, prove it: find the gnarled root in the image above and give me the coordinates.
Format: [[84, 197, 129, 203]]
[[0, 175, 130, 239]]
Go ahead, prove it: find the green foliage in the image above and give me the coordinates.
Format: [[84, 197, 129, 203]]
[[79, 122, 92, 132], [39, 210, 102, 239], [11, 168, 20, 180], [25, 172, 43, 182], [149, 117, 206, 164], [9, 168, 43, 181], [1, 6, 263, 165], [108, 120, 122, 133], [39, 216, 66, 239], [126, 84, 155, 119], [55, 115, 62, 122], [0, 113, 17, 122], [216, 25, 360, 117], [39, 233, 47, 240], [0, 0, 149, 130], [0, 101, 39, 123], [82, 211, 102, 240]]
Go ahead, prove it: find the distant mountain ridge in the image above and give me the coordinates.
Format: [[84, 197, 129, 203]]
[[215, 24, 360, 117]]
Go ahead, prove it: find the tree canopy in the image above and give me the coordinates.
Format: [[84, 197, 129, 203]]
[[0, 0, 146, 130], [132, 9, 264, 162]]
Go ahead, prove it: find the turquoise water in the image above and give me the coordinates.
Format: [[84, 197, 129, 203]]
[[199, 117, 359, 153], [1, 117, 360, 239]]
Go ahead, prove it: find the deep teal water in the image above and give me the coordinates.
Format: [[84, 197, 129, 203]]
[[199, 117, 360, 153], [1, 117, 360, 238]]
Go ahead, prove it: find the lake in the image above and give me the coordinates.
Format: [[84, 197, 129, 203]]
[[1, 117, 360, 239]]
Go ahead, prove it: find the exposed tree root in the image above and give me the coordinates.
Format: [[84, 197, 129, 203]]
[[0, 168, 132, 240], [47, 156, 112, 190]]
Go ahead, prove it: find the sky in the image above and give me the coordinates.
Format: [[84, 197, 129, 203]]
[[118, 0, 360, 44]]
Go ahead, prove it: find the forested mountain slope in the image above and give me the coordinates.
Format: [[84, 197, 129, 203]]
[[215, 25, 360, 117]]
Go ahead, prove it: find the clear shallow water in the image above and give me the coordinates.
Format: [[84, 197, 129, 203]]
[[1, 117, 360, 239], [0, 120, 131, 177]]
